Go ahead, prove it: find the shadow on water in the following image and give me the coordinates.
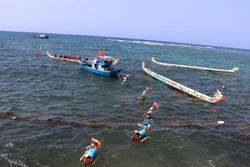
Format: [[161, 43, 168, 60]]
[[1, 111, 250, 140]]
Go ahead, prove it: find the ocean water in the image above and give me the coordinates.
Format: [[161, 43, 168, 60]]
[[0, 31, 250, 167]]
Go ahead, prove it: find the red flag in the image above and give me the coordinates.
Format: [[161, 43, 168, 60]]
[[97, 50, 103, 56], [91, 138, 102, 147], [125, 74, 130, 78], [35, 50, 40, 54], [145, 86, 149, 91], [153, 101, 159, 108]]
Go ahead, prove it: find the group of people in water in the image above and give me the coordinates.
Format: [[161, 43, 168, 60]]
[[131, 103, 159, 141], [131, 87, 159, 141], [79, 86, 159, 166]]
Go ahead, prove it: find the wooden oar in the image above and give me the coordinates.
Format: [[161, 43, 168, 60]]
[[140, 136, 149, 142], [80, 150, 88, 161], [92, 154, 100, 165], [79, 155, 84, 162]]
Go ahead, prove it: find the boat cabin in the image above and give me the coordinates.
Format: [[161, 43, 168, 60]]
[[92, 57, 115, 71]]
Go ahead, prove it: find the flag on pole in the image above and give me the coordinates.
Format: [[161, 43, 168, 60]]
[[91, 138, 102, 147], [153, 101, 159, 108], [125, 74, 130, 78], [97, 50, 103, 56]]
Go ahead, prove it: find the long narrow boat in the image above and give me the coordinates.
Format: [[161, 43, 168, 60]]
[[46, 51, 80, 63], [142, 62, 225, 103], [152, 57, 239, 73]]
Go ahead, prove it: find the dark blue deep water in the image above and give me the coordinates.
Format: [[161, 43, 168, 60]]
[[0, 31, 250, 167]]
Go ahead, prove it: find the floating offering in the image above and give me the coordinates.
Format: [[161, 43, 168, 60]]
[[131, 129, 149, 142], [131, 121, 151, 142], [80, 138, 102, 166], [142, 62, 225, 103], [152, 57, 239, 73]]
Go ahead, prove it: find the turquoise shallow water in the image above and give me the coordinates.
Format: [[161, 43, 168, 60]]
[[0, 31, 250, 167]]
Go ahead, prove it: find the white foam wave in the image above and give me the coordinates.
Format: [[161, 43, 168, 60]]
[[208, 160, 215, 167], [107, 38, 216, 50], [5, 142, 14, 148], [1, 153, 28, 167]]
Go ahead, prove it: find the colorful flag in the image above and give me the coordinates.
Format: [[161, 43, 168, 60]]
[[97, 50, 103, 56], [153, 101, 159, 108], [91, 138, 102, 147]]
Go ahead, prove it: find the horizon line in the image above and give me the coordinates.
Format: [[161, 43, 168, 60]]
[[1, 30, 249, 51]]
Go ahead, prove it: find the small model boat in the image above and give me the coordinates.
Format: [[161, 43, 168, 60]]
[[131, 121, 151, 142], [80, 138, 102, 166], [131, 129, 149, 142]]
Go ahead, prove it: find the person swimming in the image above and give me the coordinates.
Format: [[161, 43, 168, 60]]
[[121, 74, 130, 85], [138, 86, 150, 100], [121, 76, 128, 85], [139, 90, 147, 100], [144, 107, 153, 119]]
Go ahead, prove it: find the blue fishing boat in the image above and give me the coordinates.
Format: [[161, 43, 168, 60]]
[[78, 52, 122, 77]]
